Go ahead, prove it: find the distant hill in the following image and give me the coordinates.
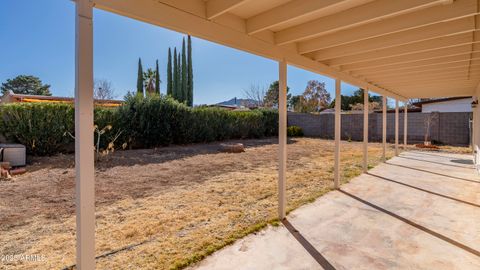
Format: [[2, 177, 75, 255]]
[[217, 97, 258, 107]]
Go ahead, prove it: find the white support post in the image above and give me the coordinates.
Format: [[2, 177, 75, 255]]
[[278, 59, 287, 220], [395, 99, 399, 156], [382, 96, 387, 162], [334, 79, 341, 189], [363, 89, 369, 172], [473, 96, 480, 170], [75, 1, 95, 269], [404, 102, 408, 149]]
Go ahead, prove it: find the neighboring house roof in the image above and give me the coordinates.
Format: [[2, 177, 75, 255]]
[[412, 96, 472, 107], [207, 104, 238, 110], [1, 91, 123, 107]]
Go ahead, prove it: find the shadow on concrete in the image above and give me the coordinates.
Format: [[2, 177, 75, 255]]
[[450, 159, 474, 165], [282, 219, 336, 270], [338, 189, 480, 258], [385, 162, 480, 184], [408, 150, 474, 165], [407, 151, 466, 159], [367, 173, 480, 208], [397, 155, 473, 169]]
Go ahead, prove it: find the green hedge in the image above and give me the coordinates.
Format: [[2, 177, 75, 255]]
[[0, 95, 278, 156], [287, 125, 304, 137]]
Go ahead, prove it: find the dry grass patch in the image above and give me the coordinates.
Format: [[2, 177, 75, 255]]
[[2, 138, 465, 269]]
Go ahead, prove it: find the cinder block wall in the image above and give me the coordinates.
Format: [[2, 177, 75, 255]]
[[288, 112, 472, 146]]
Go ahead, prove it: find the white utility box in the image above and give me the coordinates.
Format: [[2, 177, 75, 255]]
[[0, 144, 26, 167]]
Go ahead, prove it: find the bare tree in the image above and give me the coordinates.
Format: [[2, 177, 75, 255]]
[[94, 79, 116, 100], [350, 101, 382, 111], [243, 83, 266, 107], [424, 112, 439, 145], [299, 80, 331, 112]]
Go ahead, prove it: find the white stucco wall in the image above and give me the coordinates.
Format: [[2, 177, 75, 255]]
[[422, 98, 473, 113]]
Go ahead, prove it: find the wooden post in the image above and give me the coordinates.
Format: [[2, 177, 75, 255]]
[[75, 1, 95, 269], [334, 79, 341, 189], [382, 96, 387, 162], [278, 59, 287, 220], [395, 99, 399, 156], [363, 88, 369, 172], [404, 102, 408, 148]]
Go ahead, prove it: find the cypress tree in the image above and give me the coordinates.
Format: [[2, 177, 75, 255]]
[[187, 35, 193, 106], [173, 48, 178, 100], [155, 59, 160, 94], [181, 37, 187, 103], [167, 48, 173, 96], [137, 58, 144, 96], [177, 54, 182, 101]]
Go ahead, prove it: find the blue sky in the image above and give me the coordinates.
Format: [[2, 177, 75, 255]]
[[0, 0, 364, 105]]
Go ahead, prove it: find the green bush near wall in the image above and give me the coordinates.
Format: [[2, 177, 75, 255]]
[[0, 95, 278, 156], [287, 125, 304, 137]]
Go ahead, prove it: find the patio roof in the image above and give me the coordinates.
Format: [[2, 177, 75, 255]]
[[92, 0, 480, 100], [71, 1, 480, 268]]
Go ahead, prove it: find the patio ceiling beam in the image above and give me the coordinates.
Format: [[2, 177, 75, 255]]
[[348, 52, 480, 74], [385, 80, 480, 89], [339, 43, 480, 71], [397, 85, 476, 93], [297, 0, 477, 54], [323, 32, 478, 66], [371, 65, 480, 78], [375, 71, 480, 84], [92, 0, 407, 101], [275, 0, 451, 45], [353, 60, 480, 78], [246, 0, 342, 35], [312, 16, 476, 61], [399, 87, 475, 98], [205, 0, 249, 20], [365, 69, 480, 83]]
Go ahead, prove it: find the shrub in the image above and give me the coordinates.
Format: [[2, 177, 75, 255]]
[[0, 103, 121, 155], [287, 126, 304, 137], [0, 103, 75, 155], [117, 94, 278, 147], [0, 95, 279, 156]]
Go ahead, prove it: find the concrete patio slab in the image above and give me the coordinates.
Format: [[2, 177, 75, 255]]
[[189, 151, 480, 270]]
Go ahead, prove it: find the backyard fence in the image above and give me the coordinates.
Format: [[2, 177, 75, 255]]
[[288, 112, 472, 146]]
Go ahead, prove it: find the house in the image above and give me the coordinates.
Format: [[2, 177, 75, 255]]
[[412, 97, 473, 113], [1, 90, 123, 107]]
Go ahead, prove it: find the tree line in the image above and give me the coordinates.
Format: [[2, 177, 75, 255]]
[[136, 35, 193, 106], [243, 80, 385, 113]]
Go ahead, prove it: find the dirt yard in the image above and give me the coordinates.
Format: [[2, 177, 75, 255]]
[[0, 138, 468, 269]]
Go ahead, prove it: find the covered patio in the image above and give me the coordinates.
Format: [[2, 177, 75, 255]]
[[72, 0, 480, 269], [191, 151, 480, 269]]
